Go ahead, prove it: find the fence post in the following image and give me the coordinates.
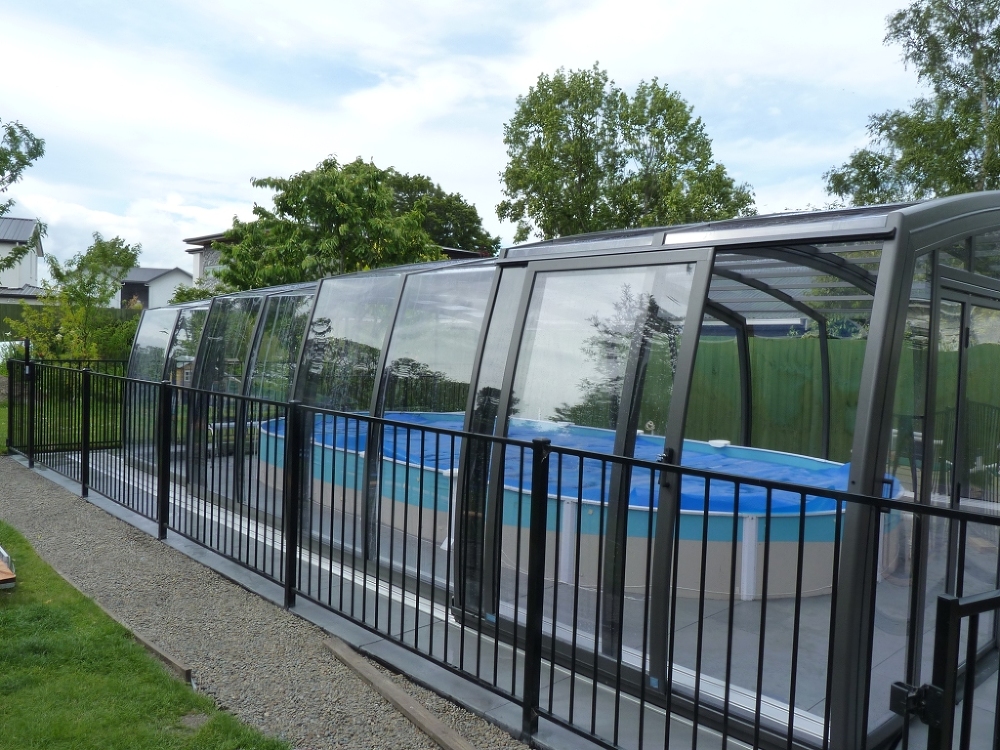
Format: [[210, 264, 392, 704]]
[[5, 358, 11, 454], [25, 339, 34, 469], [521, 438, 551, 742], [81, 368, 91, 498], [283, 400, 303, 609], [156, 380, 172, 540]]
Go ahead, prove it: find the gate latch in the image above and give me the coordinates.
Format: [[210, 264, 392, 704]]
[[890, 681, 944, 728]]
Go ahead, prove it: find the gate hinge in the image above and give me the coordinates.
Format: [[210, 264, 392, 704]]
[[889, 681, 944, 728]]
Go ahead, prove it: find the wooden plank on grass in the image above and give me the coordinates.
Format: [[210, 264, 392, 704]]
[[0, 559, 16, 588], [324, 636, 480, 750]]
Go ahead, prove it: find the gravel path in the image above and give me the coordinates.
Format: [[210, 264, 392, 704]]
[[0, 456, 527, 750]]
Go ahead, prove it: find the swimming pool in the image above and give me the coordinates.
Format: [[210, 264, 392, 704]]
[[259, 412, 901, 599]]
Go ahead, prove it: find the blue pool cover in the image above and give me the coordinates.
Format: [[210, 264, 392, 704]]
[[268, 412, 898, 515]]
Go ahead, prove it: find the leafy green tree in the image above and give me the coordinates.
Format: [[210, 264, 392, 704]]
[[7, 233, 140, 359], [386, 170, 500, 255], [826, 0, 1000, 204], [168, 277, 217, 304], [497, 64, 755, 243], [0, 119, 46, 273], [214, 157, 443, 291]]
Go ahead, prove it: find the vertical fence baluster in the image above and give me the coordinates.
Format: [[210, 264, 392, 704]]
[[81, 368, 91, 498], [960, 613, 979, 750], [283, 400, 303, 609], [157, 380, 172, 539], [6, 358, 12, 454], [26, 339, 34, 469], [521, 437, 550, 742]]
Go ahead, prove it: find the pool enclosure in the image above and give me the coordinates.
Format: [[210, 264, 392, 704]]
[[124, 193, 1000, 749]]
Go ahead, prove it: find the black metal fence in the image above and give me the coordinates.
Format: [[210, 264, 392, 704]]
[[7, 359, 1000, 750]]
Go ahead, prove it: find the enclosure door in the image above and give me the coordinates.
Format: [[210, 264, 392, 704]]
[[457, 248, 713, 631], [933, 291, 1000, 656]]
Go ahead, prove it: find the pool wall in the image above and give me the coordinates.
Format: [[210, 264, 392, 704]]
[[257, 420, 905, 599]]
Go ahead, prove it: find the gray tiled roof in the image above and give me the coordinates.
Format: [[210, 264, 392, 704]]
[[0, 284, 44, 298], [123, 267, 191, 284], [0, 218, 43, 255]]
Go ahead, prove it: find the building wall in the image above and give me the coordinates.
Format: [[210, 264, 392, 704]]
[[191, 248, 222, 284], [0, 241, 39, 288], [147, 269, 193, 309], [117, 269, 193, 309]]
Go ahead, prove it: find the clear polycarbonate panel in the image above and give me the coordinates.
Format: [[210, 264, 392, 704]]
[[128, 308, 179, 382], [933, 299, 962, 502], [246, 293, 314, 402], [685, 318, 741, 444], [165, 306, 208, 386], [712, 248, 879, 321], [868, 254, 933, 730], [963, 304, 1000, 504], [296, 273, 403, 411], [194, 295, 264, 393], [940, 240, 971, 271], [886, 256, 932, 502], [959, 304, 1000, 649], [468, 267, 525, 436], [380, 266, 494, 416], [510, 263, 694, 438], [973, 228, 1000, 280]]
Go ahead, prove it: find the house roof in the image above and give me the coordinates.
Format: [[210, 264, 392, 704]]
[[123, 267, 193, 284], [0, 284, 44, 299], [0, 217, 44, 256], [183, 232, 226, 252]]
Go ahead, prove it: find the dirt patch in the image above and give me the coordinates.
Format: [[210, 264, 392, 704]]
[[178, 712, 211, 731]]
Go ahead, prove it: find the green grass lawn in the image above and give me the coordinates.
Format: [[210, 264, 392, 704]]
[[0, 521, 289, 750]]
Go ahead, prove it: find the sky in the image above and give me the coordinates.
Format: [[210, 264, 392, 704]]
[[3, 0, 926, 275]]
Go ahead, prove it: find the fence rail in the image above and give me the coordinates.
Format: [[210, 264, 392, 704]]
[[7, 359, 1000, 750]]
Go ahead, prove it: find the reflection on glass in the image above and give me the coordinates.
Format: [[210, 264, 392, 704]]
[[973, 229, 1000, 279], [296, 274, 402, 411], [510, 264, 693, 445], [165, 306, 208, 386], [940, 240, 970, 271], [468, 267, 525, 436], [887, 300, 930, 500], [246, 293, 314, 402], [932, 300, 962, 500], [911, 251, 931, 300], [128, 308, 179, 382], [194, 296, 264, 393], [381, 267, 494, 418]]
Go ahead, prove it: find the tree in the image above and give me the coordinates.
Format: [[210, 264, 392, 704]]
[[497, 64, 755, 243], [825, 0, 1000, 205], [386, 170, 500, 255], [0, 119, 46, 273], [7, 233, 140, 360], [552, 285, 680, 427], [168, 277, 216, 304], [213, 157, 443, 291]]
